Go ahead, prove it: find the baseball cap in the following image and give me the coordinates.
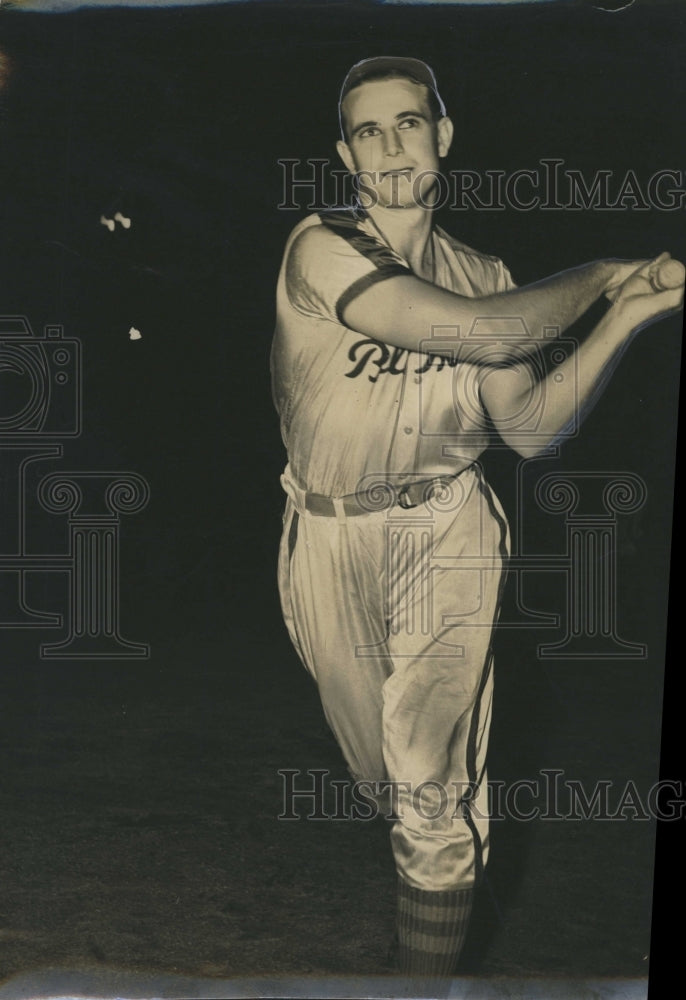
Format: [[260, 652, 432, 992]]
[[338, 56, 447, 137]]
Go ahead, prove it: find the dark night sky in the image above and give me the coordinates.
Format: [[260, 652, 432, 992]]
[[1, 0, 682, 618]]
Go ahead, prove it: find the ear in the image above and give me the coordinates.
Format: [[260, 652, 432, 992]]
[[336, 138, 356, 174], [437, 116, 454, 158]]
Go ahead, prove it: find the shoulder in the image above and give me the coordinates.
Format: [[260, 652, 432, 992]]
[[286, 209, 410, 279], [283, 210, 364, 276], [286, 208, 364, 250], [281, 209, 410, 322], [284, 210, 361, 275]]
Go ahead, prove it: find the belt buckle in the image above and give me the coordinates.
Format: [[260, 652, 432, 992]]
[[397, 484, 419, 510]]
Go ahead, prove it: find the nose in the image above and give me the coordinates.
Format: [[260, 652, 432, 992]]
[[382, 128, 404, 157]]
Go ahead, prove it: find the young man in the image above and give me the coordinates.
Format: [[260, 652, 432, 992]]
[[270, 57, 682, 978]]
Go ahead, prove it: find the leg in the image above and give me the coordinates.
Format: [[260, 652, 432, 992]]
[[277, 497, 393, 785], [277, 469, 508, 976], [381, 468, 509, 974]]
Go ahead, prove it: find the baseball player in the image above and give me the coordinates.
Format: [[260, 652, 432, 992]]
[[270, 57, 682, 978]]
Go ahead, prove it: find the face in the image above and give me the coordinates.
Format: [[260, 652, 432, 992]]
[[337, 77, 453, 210]]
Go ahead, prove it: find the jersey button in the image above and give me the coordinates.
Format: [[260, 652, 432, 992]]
[[404, 426, 413, 435], [414, 375, 422, 384]]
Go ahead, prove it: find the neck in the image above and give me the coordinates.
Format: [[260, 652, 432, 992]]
[[365, 203, 435, 279]]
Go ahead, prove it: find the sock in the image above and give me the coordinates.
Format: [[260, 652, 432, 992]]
[[396, 876, 473, 977]]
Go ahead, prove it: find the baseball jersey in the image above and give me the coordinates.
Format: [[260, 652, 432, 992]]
[[271, 208, 516, 497]]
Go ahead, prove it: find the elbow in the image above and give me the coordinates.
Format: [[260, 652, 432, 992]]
[[510, 442, 545, 460], [499, 432, 554, 459], [496, 418, 571, 458], [513, 443, 548, 459]]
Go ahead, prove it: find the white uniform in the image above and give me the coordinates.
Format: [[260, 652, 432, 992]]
[[271, 207, 514, 893]]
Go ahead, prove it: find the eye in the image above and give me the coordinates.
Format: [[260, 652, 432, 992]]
[[358, 126, 381, 139], [398, 117, 420, 129]]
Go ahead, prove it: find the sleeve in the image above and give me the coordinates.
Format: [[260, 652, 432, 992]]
[[285, 214, 412, 324], [495, 258, 517, 292]]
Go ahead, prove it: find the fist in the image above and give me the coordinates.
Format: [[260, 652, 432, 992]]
[[613, 253, 684, 333], [649, 258, 686, 292]]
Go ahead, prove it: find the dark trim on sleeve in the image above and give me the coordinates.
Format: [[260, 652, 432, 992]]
[[318, 209, 412, 325], [319, 210, 412, 276], [336, 266, 410, 325]]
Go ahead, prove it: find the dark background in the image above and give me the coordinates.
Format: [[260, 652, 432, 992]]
[[0, 0, 682, 991]]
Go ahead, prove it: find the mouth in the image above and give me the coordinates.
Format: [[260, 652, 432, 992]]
[[379, 167, 413, 179]]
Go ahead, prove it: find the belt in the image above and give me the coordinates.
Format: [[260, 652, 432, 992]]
[[303, 473, 464, 518]]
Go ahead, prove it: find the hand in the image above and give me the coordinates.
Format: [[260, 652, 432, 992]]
[[604, 257, 655, 303], [609, 253, 684, 335]]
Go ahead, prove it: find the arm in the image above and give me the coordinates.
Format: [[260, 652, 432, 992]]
[[342, 257, 645, 364], [478, 260, 684, 458]]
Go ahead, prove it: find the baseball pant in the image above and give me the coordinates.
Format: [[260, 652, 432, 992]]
[[278, 463, 509, 892]]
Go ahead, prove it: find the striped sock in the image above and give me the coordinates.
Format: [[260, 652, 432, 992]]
[[396, 877, 473, 977]]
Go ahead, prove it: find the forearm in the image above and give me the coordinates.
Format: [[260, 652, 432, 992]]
[[460, 259, 615, 342], [481, 304, 636, 457], [485, 256, 683, 456], [343, 259, 617, 363]]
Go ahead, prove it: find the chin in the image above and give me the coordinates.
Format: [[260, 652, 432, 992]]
[[381, 199, 423, 211], [376, 186, 424, 211]]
